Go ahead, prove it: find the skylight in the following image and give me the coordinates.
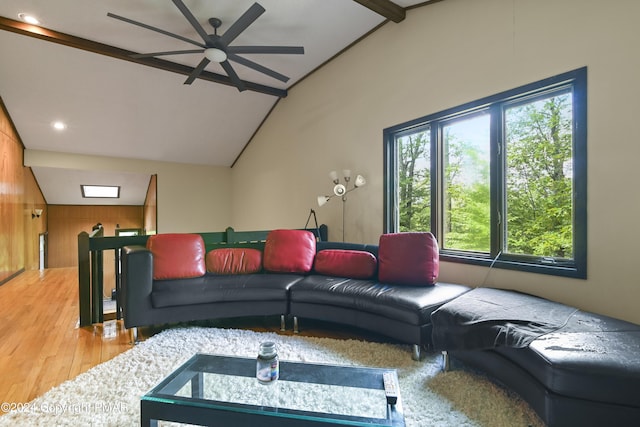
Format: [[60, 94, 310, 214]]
[[81, 185, 120, 198]]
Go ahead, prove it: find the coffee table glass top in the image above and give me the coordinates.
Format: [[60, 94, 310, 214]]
[[142, 353, 404, 426]]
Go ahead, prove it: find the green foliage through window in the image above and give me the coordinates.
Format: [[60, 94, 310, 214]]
[[505, 93, 573, 259], [383, 68, 587, 278], [443, 115, 491, 252]]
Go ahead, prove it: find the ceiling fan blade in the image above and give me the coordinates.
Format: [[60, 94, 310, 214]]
[[131, 49, 205, 58], [228, 53, 289, 83], [184, 57, 211, 85], [219, 2, 266, 46], [171, 0, 213, 45], [227, 46, 304, 55], [107, 12, 205, 48], [220, 61, 246, 92]]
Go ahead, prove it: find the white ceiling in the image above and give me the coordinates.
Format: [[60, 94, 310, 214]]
[[0, 0, 425, 205]]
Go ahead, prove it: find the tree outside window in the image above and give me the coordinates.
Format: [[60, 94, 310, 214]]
[[504, 93, 573, 259], [397, 130, 430, 232]]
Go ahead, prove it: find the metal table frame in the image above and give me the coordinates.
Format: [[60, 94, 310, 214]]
[[141, 353, 405, 426]]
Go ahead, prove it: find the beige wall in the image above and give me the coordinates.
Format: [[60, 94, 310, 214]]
[[24, 150, 232, 233], [144, 174, 157, 235], [231, 0, 640, 323]]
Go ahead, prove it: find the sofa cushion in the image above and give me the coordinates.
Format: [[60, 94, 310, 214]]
[[206, 248, 262, 275], [290, 276, 470, 325], [314, 249, 377, 279], [263, 229, 316, 273], [378, 232, 439, 285], [147, 233, 206, 280], [496, 323, 640, 408], [431, 288, 579, 351]]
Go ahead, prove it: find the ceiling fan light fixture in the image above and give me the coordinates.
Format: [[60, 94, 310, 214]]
[[205, 48, 227, 63]]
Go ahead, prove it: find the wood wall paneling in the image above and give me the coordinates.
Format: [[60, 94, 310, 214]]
[[0, 99, 26, 283], [47, 205, 143, 297], [23, 168, 47, 270]]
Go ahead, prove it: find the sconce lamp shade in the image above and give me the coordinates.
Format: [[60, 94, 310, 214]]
[[317, 196, 331, 207], [317, 171, 366, 207], [317, 169, 366, 242]]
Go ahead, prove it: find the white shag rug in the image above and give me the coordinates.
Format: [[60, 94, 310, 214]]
[[0, 327, 543, 427]]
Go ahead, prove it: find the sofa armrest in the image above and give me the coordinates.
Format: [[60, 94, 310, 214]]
[[120, 245, 154, 329]]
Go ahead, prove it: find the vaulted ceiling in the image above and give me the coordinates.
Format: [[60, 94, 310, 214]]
[[0, 1, 429, 204]]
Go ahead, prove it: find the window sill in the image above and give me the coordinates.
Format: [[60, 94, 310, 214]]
[[440, 252, 586, 279]]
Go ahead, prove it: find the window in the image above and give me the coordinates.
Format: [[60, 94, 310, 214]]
[[383, 68, 587, 278]]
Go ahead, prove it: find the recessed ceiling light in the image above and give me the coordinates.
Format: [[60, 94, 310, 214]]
[[52, 121, 67, 131], [81, 185, 120, 199], [18, 13, 40, 25]]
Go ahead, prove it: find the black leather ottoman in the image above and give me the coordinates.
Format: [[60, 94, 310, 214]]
[[431, 288, 640, 426]]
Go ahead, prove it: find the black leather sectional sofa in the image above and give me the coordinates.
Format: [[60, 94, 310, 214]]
[[121, 229, 640, 425], [120, 230, 470, 360], [431, 287, 640, 426]]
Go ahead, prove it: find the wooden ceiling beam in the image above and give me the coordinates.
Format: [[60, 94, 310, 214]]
[[353, 0, 406, 23], [0, 16, 287, 98]]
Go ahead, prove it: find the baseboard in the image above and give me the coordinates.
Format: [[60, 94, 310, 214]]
[[0, 268, 25, 287]]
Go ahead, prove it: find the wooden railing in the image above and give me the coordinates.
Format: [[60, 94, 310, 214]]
[[77, 225, 328, 326]]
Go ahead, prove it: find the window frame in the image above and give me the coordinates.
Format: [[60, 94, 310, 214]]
[[383, 67, 587, 279]]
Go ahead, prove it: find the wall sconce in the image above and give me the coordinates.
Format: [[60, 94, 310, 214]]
[[317, 170, 366, 241], [32, 208, 43, 219]]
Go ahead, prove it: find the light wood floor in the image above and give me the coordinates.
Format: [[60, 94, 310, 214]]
[[0, 267, 387, 405], [0, 268, 131, 403]]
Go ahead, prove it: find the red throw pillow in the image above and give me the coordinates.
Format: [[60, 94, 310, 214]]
[[263, 229, 316, 273], [378, 232, 439, 285], [314, 249, 377, 279], [147, 233, 206, 280], [206, 248, 262, 275]]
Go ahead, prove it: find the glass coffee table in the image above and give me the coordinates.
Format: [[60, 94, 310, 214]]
[[141, 353, 405, 426]]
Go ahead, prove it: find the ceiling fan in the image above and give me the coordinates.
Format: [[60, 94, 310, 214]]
[[107, 1, 304, 92]]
